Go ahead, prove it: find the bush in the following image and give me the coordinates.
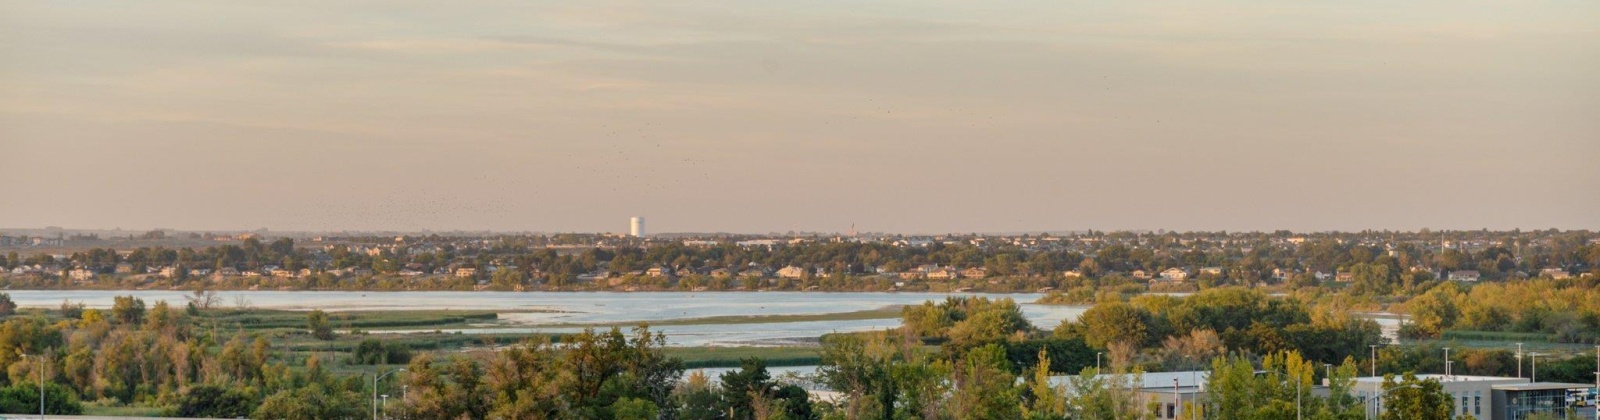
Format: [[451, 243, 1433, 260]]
[[351, 339, 413, 365], [174, 385, 255, 418], [0, 382, 83, 415]]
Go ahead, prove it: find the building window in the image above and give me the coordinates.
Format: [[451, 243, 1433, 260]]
[[1460, 395, 1467, 415], [1167, 403, 1175, 419], [1473, 392, 1480, 416]]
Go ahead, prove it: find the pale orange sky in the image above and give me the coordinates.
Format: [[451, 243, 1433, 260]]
[[2, 1, 1597, 233]]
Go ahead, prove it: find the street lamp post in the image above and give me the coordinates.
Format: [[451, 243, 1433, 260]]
[[1173, 378, 1181, 420], [1097, 352, 1103, 371], [1443, 347, 1451, 379], [1369, 345, 1378, 378], [374, 368, 405, 420], [1515, 343, 1524, 378], [1530, 353, 1539, 382], [23, 353, 44, 420]]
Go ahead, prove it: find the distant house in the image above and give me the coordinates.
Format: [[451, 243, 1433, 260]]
[[159, 266, 184, 278], [1199, 267, 1224, 276], [454, 267, 478, 278], [960, 267, 988, 279], [1448, 270, 1481, 282], [645, 266, 674, 278], [897, 271, 924, 280], [1335, 272, 1355, 282], [114, 263, 135, 274], [1131, 270, 1152, 280], [1539, 268, 1571, 279], [709, 268, 734, 279], [1063, 270, 1084, 278], [1159, 268, 1189, 282], [776, 266, 807, 279], [926, 268, 959, 280], [68, 268, 95, 281], [740, 269, 768, 278], [271, 269, 295, 278]]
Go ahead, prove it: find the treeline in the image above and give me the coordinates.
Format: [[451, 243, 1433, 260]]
[[0, 293, 368, 418], [6, 230, 1598, 295], [1, 290, 1597, 419], [1403, 277, 1600, 343]]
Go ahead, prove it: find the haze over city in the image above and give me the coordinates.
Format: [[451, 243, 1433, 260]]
[[4, 1, 1597, 234]]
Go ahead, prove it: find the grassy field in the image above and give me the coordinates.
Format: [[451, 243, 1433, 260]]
[[570, 306, 905, 328], [203, 308, 500, 331]]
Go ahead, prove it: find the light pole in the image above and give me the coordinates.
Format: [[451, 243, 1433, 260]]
[[1530, 353, 1539, 382], [381, 394, 389, 420], [1515, 343, 1524, 378], [1173, 378, 1181, 420], [1369, 345, 1378, 378], [374, 368, 405, 420], [1443, 347, 1451, 379], [1283, 367, 1302, 420], [1097, 352, 1103, 371], [1325, 364, 1333, 387], [20, 352, 44, 420]]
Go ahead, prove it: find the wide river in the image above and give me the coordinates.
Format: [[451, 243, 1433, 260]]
[[4, 290, 1087, 346]]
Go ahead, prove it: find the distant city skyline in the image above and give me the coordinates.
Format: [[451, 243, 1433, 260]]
[[3, 1, 1597, 233]]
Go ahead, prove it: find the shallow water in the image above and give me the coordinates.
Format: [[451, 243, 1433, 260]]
[[6, 290, 1088, 346]]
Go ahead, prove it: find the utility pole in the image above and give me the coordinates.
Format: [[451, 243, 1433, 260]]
[[1097, 352, 1103, 371]]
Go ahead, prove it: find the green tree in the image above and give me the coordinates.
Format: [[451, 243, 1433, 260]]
[[1378, 373, 1453, 420], [1073, 302, 1152, 348], [110, 295, 145, 325], [610, 397, 659, 420], [174, 385, 255, 418], [0, 293, 15, 316], [307, 310, 333, 340]]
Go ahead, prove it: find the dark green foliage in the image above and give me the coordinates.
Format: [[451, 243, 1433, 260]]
[[0, 382, 82, 415], [111, 295, 145, 325], [0, 293, 15, 317], [174, 385, 255, 418], [1002, 338, 1096, 374], [351, 338, 413, 365], [307, 309, 333, 340]]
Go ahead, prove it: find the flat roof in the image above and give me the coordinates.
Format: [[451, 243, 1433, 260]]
[[1492, 382, 1597, 392], [1354, 374, 1528, 384]]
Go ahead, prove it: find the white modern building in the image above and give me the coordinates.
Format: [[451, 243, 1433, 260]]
[[629, 217, 645, 237], [1352, 374, 1597, 420]]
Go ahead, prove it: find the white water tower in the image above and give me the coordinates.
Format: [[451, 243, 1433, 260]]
[[630, 217, 645, 237]]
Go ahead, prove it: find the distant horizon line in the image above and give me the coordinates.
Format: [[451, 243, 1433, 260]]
[[3, 226, 1593, 237]]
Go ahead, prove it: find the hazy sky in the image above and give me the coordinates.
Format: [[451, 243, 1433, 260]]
[[3, 1, 1597, 234]]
